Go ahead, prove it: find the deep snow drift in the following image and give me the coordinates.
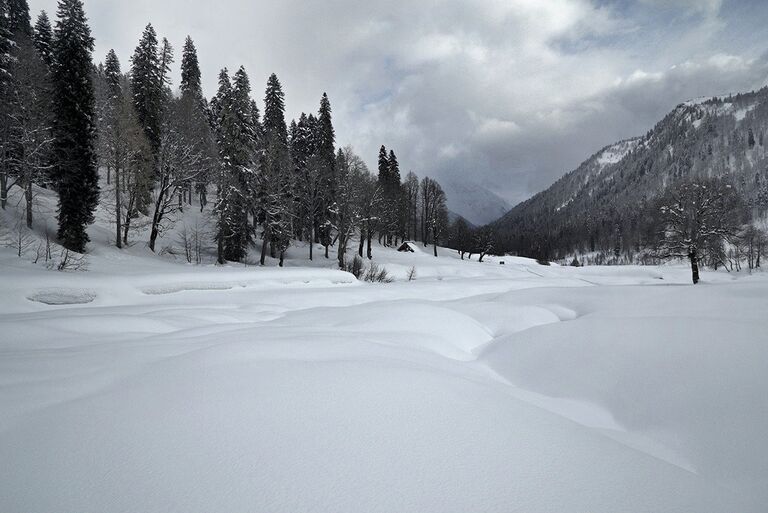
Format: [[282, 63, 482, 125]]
[[1, 191, 768, 512]]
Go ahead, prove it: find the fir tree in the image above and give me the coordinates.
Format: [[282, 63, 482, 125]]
[[260, 73, 292, 265], [158, 36, 173, 92], [263, 73, 287, 145], [317, 92, 335, 171], [7, 0, 30, 35], [32, 10, 53, 68], [213, 67, 257, 262], [387, 150, 400, 190], [177, 35, 212, 209], [51, 0, 98, 252], [130, 23, 162, 156], [377, 145, 389, 183], [180, 36, 201, 99], [0, 0, 14, 86], [103, 48, 121, 96]]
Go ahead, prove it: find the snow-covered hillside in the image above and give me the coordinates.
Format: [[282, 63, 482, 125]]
[[1, 186, 768, 512]]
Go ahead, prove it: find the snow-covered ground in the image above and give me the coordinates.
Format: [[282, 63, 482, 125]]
[[2, 188, 768, 512]]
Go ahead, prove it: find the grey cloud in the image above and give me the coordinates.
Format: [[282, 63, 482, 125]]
[[28, 0, 768, 210]]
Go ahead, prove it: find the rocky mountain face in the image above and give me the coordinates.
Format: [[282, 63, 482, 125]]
[[494, 87, 768, 259]]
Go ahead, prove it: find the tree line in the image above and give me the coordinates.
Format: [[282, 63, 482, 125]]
[[1, 0, 482, 269]]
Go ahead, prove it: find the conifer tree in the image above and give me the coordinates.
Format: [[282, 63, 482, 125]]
[[178, 35, 213, 209], [315, 92, 336, 257], [259, 73, 292, 265], [51, 0, 98, 252], [0, 1, 13, 86], [213, 67, 257, 262], [377, 145, 389, 185], [180, 36, 201, 99], [7, 0, 30, 35], [32, 10, 53, 68], [130, 23, 162, 156]]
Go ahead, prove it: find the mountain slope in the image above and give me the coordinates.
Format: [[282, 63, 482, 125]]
[[442, 180, 511, 226], [494, 87, 768, 259]]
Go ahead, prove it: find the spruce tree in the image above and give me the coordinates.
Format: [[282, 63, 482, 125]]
[[387, 150, 400, 190], [130, 23, 162, 156], [32, 11, 53, 68], [316, 92, 336, 255], [7, 0, 30, 35], [103, 48, 121, 96], [260, 73, 292, 264], [263, 73, 287, 146], [180, 36, 201, 99], [317, 93, 335, 171], [377, 145, 389, 184], [213, 68, 257, 263], [178, 35, 212, 209], [0, 1, 13, 86], [51, 0, 98, 252]]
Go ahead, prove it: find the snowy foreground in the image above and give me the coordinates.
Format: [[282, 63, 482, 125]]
[[1, 239, 768, 512]]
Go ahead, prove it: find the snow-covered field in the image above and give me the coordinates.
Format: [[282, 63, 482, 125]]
[[2, 192, 768, 512]]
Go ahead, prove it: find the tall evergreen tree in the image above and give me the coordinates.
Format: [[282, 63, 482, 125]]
[[0, 1, 13, 86], [177, 35, 213, 210], [377, 145, 389, 184], [32, 10, 53, 68], [259, 73, 292, 265], [51, 0, 98, 252], [212, 67, 257, 262], [387, 150, 400, 190], [130, 23, 162, 156], [263, 73, 287, 146], [7, 0, 30, 35], [180, 36, 201, 99], [317, 93, 335, 171], [315, 92, 336, 256]]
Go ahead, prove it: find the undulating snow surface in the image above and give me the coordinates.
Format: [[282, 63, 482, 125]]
[[1, 217, 768, 512]]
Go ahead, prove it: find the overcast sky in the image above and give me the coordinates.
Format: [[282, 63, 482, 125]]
[[29, 0, 768, 205]]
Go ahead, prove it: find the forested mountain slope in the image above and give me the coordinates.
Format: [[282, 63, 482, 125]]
[[494, 87, 768, 259]]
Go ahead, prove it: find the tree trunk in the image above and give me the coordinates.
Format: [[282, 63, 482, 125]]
[[148, 183, 167, 252], [358, 228, 365, 257], [309, 220, 314, 261], [689, 251, 700, 284], [0, 172, 7, 209], [115, 162, 122, 249], [337, 230, 347, 269], [366, 223, 373, 259], [433, 241, 438, 257], [106, 165, 111, 185], [260, 222, 270, 266], [25, 179, 33, 229]]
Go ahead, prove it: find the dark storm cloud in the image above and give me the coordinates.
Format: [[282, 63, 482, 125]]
[[28, 0, 768, 205]]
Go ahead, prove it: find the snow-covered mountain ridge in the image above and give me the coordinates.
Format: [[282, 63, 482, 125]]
[[494, 87, 768, 258]]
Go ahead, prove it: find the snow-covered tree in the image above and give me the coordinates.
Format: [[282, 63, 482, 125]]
[[51, 0, 98, 252], [5, 32, 52, 228], [96, 50, 153, 248], [258, 73, 293, 266], [402, 171, 420, 241], [32, 10, 52, 68], [178, 36, 214, 210], [656, 178, 744, 284], [334, 146, 368, 269], [130, 24, 162, 160], [212, 67, 259, 263]]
